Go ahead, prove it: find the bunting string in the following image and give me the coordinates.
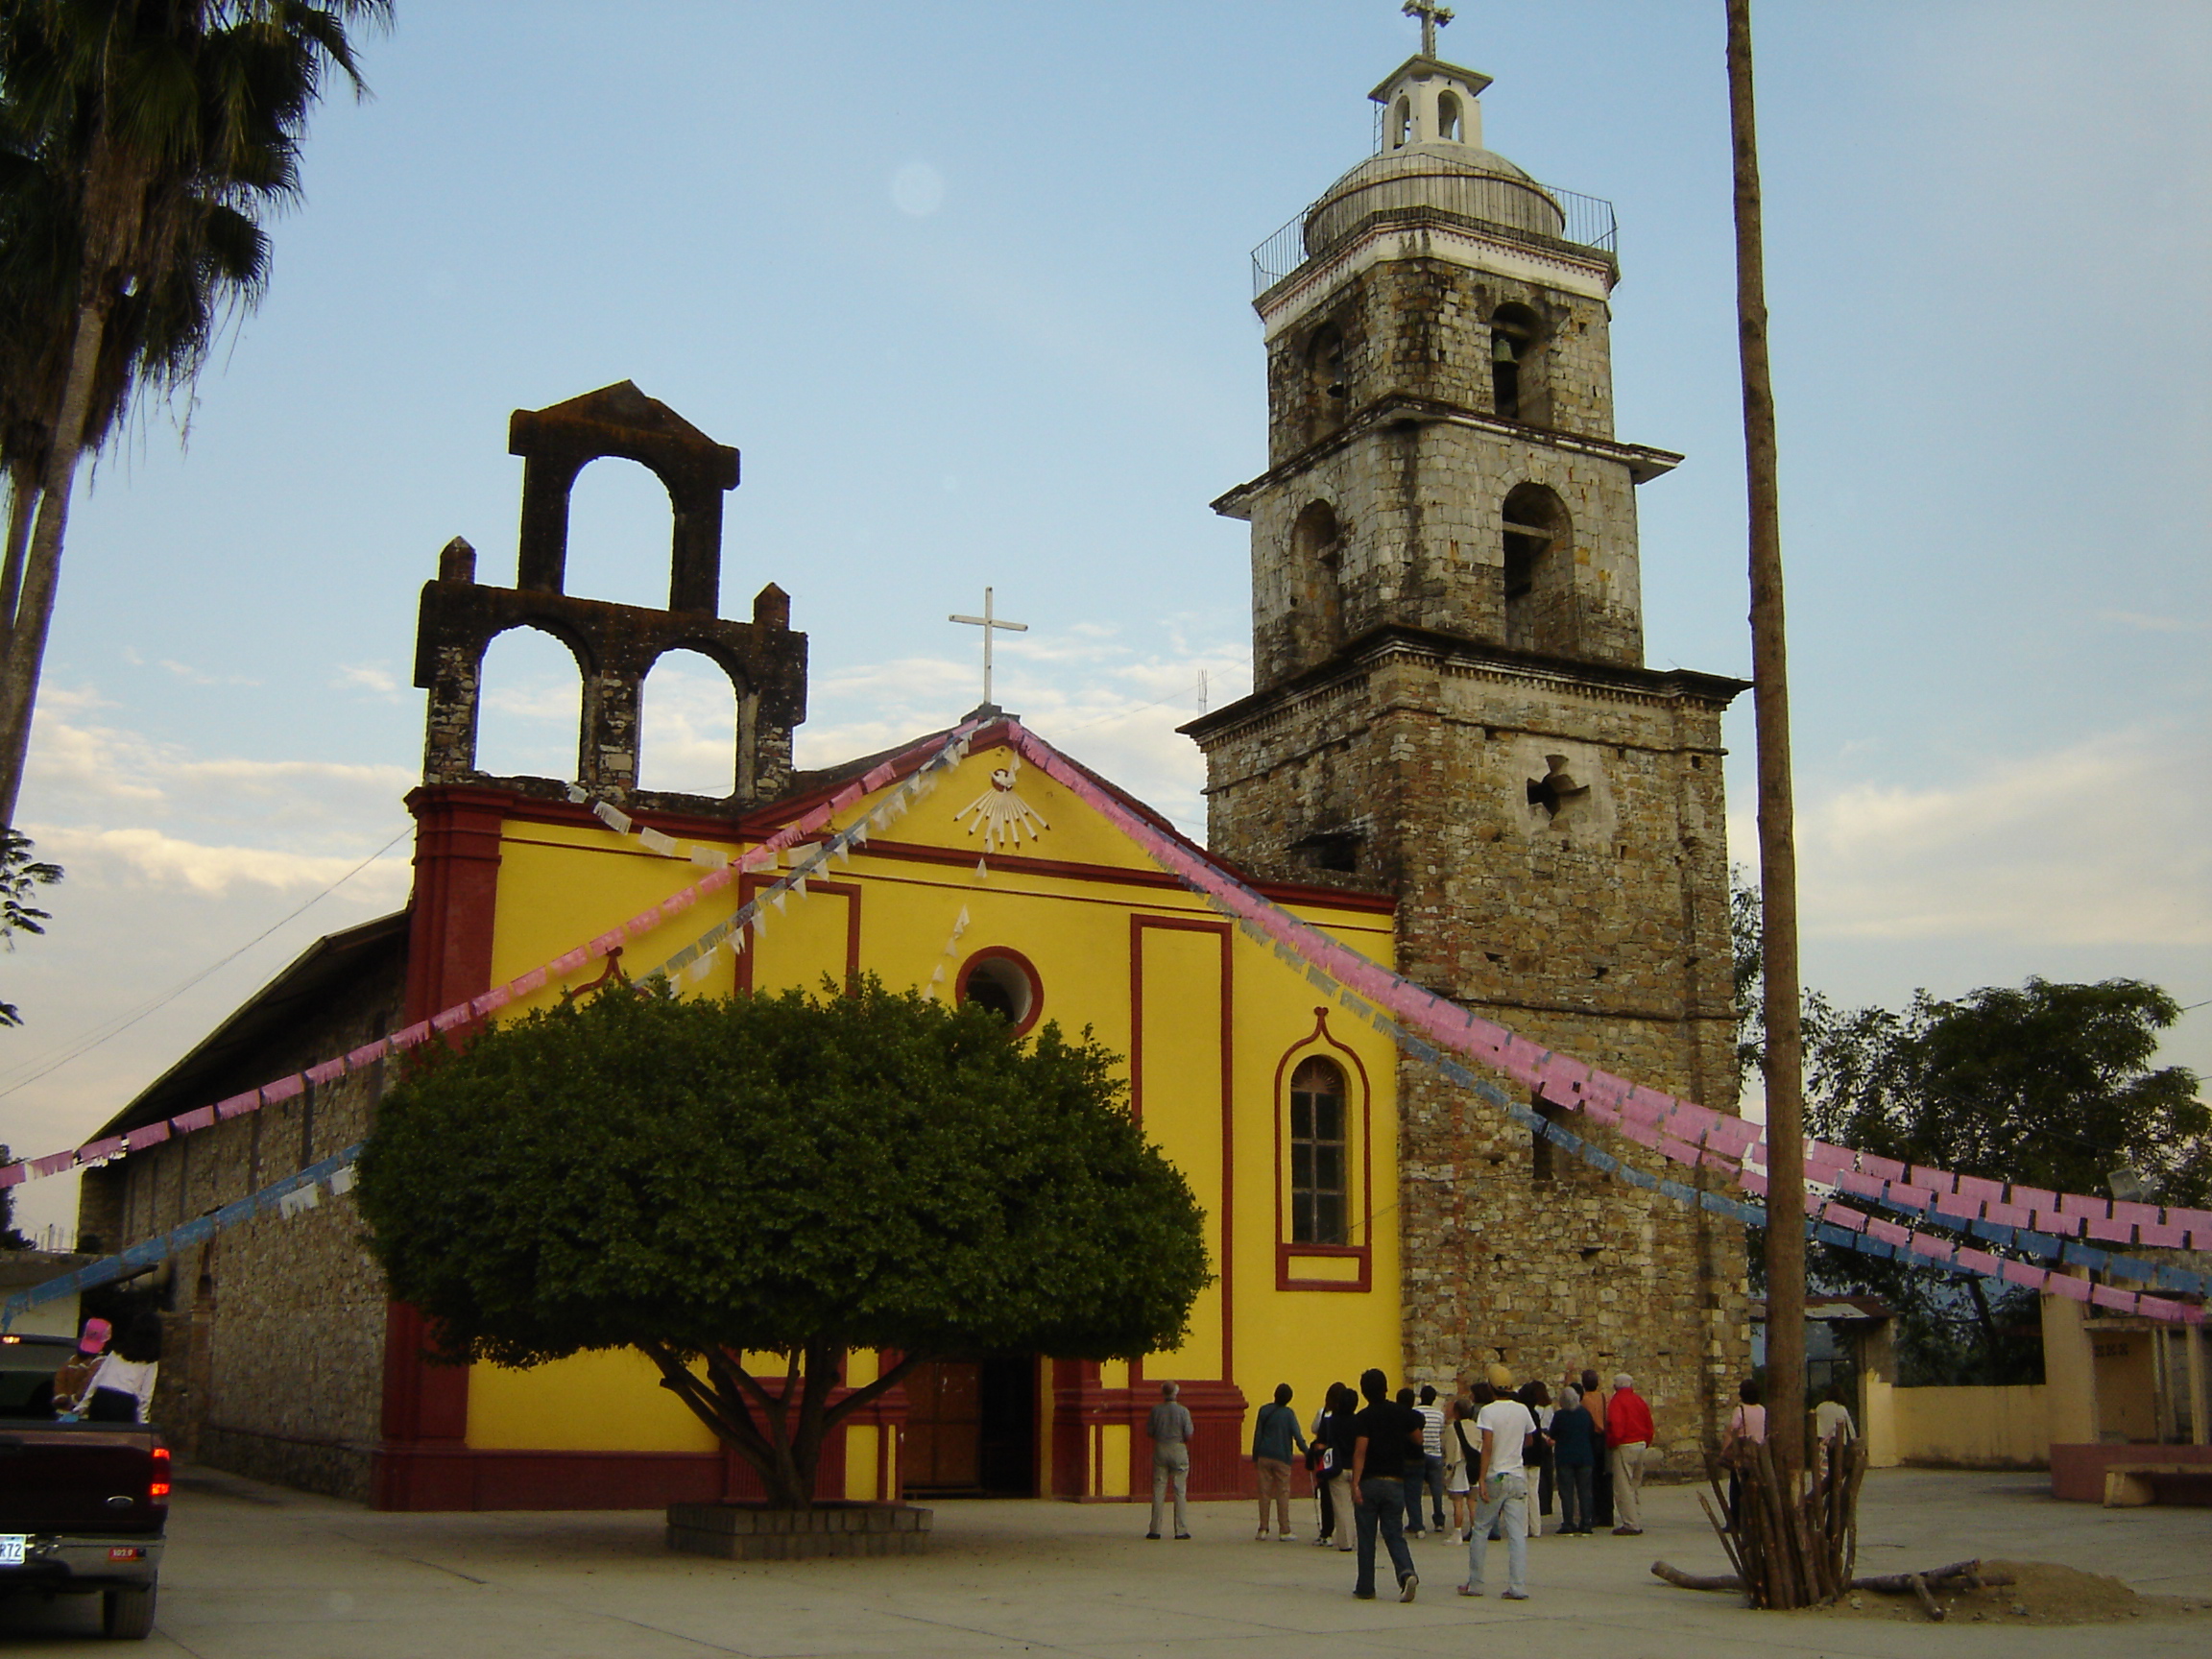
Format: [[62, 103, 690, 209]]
[[0, 721, 985, 1195], [996, 722, 2208, 1325], [0, 1146, 363, 1332], [5, 714, 2201, 1326]]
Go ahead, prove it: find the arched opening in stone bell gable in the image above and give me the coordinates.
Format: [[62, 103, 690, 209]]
[[1489, 302, 1546, 425], [638, 646, 740, 798], [1288, 498, 1347, 662], [1305, 322, 1349, 442], [1436, 90, 1463, 143], [475, 624, 586, 781], [1501, 482, 1573, 655], [563, 456, 679, 612]]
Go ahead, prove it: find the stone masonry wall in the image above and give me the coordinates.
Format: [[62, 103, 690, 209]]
[[1193, 640, 1750, 1471], [82, 950, 402, 1500], [1266, 256, 1616, 466], [1248, 419, 1645, 688]]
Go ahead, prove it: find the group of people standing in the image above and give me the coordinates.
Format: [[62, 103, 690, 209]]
[[1145, 1363, 1661, 1605]]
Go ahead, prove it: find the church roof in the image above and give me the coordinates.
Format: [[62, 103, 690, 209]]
[[92, 910, 409, 1140]]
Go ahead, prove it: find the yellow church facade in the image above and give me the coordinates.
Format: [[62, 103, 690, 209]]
[[382, 713, 1401, 1507]]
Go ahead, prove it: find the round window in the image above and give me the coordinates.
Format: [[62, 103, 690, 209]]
[[956, 949, 1042, 1035]]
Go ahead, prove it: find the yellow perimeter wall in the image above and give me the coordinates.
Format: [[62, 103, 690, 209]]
[[459, 741, 1403, 1490], [1863, 1383, 2050, 1469]]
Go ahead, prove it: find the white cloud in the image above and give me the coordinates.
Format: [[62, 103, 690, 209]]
[[332, 661, 402, 698], [156, 658, 259, 687], [2100, 611, 2205, 636], [26, 825, 412, 900], [1735, 725, 2212, 949]]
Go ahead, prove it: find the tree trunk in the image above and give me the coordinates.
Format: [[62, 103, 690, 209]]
[[0, 461, 39, 651], [643, 1339, 926, 1510], [1726, 0, 1807, 1479], [1965, 1275, 2002, 1385], [0, 300, 108, 830]]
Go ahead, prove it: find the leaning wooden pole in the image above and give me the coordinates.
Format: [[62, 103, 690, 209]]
[[1725, 0, 1807, 1481]]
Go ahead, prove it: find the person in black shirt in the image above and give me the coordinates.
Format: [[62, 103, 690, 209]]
[[1348, 1367, 1423, 1601]]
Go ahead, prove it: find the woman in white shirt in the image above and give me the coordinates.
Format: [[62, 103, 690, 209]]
[[84, 1323, 160, 1425]]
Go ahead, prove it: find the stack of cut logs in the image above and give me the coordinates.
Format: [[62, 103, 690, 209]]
[[1652, 1430, 2022, 1619], [1701, 1433, 1863, 1608]]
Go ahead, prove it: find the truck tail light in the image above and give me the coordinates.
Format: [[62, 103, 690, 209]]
[[149, 1445, 171, 1502]]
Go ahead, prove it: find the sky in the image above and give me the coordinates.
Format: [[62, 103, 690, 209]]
[[4, 1, 2208, 1239]]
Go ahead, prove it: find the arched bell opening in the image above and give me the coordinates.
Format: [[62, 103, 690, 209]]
[[1502, 482, 1573, 655]]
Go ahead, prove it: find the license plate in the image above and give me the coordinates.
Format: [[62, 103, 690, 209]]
[[0, 1536, 24, 1567]]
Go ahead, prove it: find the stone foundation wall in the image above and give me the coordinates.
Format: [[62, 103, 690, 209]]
[[80, 943, 402, 1499]]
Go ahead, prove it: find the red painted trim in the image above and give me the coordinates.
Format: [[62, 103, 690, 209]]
[[954, 945, 1045, 1037], [1270, 1008, 1375, 1294], [384, 788, 511, 1479], [734, 876, 861, 996], [402, 788, 507, 1025], [1047, 1369, 1253, 1503], [1129, 915, 1235, 1385], [1274, 1243, 1373, 1294], [371, 1381, 908, 1510]]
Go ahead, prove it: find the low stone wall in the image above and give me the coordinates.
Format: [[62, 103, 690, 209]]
[[666, 1502, 931, 1560], [200, 1423, 373, 1503]]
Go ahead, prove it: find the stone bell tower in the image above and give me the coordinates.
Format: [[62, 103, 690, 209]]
[[1182, 18, 1751, 1459]]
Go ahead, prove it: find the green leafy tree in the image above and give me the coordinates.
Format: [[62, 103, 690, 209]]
[[1804, 978, 2205, 1383], [357, 978, 1212, 1509], [0, 1143, 29, 1245], [0, 824, 58, 1025], [1731, 871, 2205, 1381], [0, 0, 390, 828]]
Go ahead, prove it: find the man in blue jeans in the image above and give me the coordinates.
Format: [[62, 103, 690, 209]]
[[1460, 1380, 1535, 1600], [1348, 1367, 1423, 1602]]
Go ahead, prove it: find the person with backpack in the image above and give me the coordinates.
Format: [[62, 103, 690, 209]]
[[1522, 1380, 1557, 1539], [1318, 1382, 1359, 1551], [1251, 1382, 1309, 1540]]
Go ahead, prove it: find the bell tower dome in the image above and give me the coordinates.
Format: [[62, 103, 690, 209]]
[[1183, 9, 1751, 1459]]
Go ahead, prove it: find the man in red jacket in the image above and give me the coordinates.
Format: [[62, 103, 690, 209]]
[[1606, 1374, 1655, 1536]]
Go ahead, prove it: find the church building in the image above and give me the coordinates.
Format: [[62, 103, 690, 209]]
[[71, 25, 1751, 1509]]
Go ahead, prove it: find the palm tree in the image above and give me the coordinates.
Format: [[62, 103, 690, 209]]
[[0, 122, 264, 655], [0, 0, 390, 827]]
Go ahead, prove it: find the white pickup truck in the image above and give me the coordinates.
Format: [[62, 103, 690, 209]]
[[0, 1333, 168, 1640]]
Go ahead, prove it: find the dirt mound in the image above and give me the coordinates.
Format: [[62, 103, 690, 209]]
[[1806, 1559, 2211, 1626]]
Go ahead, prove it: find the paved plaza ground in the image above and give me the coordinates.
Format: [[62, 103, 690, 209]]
[[1, 1465, 2207, 1656]]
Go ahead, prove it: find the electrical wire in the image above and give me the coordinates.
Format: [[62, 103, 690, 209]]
[[0, 828, 411, 1103]]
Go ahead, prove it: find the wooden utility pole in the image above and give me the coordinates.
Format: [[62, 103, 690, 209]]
[[1725, 0, 1806, 1479]]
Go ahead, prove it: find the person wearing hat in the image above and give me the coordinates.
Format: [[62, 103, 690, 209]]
[[84, 1320, 161, 1424], [51, 1316, 111, 1419]]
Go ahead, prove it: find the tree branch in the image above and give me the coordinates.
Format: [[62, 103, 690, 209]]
[[822, 1349, 927, 1432], [636, 1339, 779, 1479]]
